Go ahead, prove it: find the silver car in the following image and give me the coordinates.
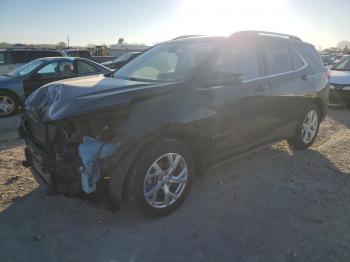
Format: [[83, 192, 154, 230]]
[[329, 55, 350, 106]]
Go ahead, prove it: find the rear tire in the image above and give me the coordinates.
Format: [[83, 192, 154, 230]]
[[288, 103, 320, 150], [0, 91, 20, 118], [127, 138, 195, 217]]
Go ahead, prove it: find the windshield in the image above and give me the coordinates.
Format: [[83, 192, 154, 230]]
[[7, 59, 45, 77], [114, 39, 220, 82], [332, 56, 350, 71]]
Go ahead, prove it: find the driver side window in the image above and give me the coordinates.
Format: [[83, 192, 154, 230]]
[[37, 62, 60, 78], [214, 40, 260, 81]]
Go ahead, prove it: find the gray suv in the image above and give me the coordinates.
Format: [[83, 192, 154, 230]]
[[21, 31, 329, 216]]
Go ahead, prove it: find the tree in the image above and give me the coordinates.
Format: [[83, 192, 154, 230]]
[[118, 38, 124, 47], [343, 45, 349, 54], [0, 42, 10, 49], [56, 41, 67, 50]]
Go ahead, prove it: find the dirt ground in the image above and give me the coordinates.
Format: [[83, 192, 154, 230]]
[[0, 108, 349, 262]]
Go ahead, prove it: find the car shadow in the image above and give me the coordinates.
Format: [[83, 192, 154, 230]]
[[328, 106, 350, 128], [1, 145, 350, 261], [0, 115, 23, 151]]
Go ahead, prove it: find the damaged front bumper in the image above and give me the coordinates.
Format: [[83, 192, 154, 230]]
[[19, 113, 136, 202]]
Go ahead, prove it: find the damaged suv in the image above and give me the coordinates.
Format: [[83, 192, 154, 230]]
[[20, 31, 329, 216]]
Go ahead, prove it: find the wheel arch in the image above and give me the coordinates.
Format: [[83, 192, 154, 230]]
[[0, 88, 22, 106], [109, 129, 198, 208], [311, 97, 326, 120]]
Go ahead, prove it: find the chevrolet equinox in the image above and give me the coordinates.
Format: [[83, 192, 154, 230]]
[[20, 31, 329, 216]]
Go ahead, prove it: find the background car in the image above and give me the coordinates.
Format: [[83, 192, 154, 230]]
[[329, 55, 350, 107], [0, 57, 111, 117], [101, 52, 141, 70], [0, 48, 66, 75], [64, 49, 93, 59]]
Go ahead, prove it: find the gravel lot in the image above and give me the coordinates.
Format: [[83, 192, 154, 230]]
[[0, 108, 349, 262]]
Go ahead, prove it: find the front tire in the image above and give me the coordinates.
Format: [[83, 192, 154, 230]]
[[288, 103, 320, 150], [127, 138, 195, 217], [0, 91, 20, 117]]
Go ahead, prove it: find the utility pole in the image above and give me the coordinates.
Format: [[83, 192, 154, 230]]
[[67, 35, 70, 48]]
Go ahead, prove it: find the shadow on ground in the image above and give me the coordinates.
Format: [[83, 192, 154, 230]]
[[1, 145, 349, 262]]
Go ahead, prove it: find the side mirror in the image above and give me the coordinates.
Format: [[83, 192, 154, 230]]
[[211, 71, 244, 85], [30, 73, 42, 81]]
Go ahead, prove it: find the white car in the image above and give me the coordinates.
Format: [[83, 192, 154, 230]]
[[329, 55, 350, 106]]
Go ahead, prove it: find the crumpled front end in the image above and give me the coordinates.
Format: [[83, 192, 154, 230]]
[[20, 109, 135, 197]]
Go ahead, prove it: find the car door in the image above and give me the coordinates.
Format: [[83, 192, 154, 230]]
[[23, 60, 75, 97], [198, 37, 275, 153], [260, 38, 312, 137]]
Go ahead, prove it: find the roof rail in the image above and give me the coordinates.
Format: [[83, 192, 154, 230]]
[[172, 35, 203, 40], [231, 31, 302, 41]]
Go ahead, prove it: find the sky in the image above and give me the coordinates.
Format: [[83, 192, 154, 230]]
[[0, 0, 349, 49]]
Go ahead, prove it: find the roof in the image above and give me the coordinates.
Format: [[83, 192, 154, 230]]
[[169, 35, 226, 43], [36, 57, 88, 62], [231, 31, 302, 41], [0, 48, 63, 52]]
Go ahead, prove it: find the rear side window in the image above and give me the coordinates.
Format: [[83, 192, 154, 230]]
[[263, 40, 293, 75], [290, 49, 305, 69], [76, 61, 100, 74], [214, 39, 260, 80]]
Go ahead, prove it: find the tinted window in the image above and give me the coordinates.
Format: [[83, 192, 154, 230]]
[[43, 51, 62, 57], [214, 40, 260, 80], [37, 62, 60, 78], [0, 52, 10, 64], [79, 51, 91, 58], [76, 61, 100, 74], [290, 49, 304, 69], [263, 41, 293, 74], [10, 51, 34, 64], [66, 51, 80, 57]]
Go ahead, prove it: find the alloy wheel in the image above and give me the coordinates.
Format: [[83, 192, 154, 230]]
[[0, 95, 15, 116], [301, 110, 318, 144], [143, 153, 188, 209]]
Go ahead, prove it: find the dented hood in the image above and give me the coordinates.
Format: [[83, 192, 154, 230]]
[[25, 74, 163, 122]]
